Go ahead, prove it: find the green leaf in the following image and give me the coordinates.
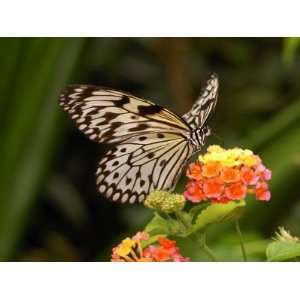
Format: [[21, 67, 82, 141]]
[[188, 202, 210, 221], [283, 37, 300, 67], [145, 213, 171, 235], [141, 234, 166, 249], [0, 38, 85, 260], [266, 241, 300, 262], [144, 212, 182, 236], [188, 201, 246, 235]]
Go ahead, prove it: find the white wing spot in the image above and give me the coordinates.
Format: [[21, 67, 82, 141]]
[[79, 124, 87, 130], [99, 185, 106, 193], [113, 193, 120, 201], [97, 174, 104, 183], [77, 118, 85, 123], [122, 194, 129, 202], [129, 195, 137, 203], [106, 187, 113, 197]]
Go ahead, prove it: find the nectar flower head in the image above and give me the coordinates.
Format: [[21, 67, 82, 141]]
[[184, 145, 271, 204], [111, 232, 189, 262], [145, 191, 185, 213]]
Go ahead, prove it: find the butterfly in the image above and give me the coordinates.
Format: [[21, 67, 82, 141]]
[[59, 73, 219, 204]]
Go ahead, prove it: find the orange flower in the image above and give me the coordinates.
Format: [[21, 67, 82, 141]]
[[240, 166, 258, 185], [184, 181, 206, 202], [225, 182, 247, 200], [186, 162, 202, 180], [158, 237, 176, 250], [221, 167, 240, 183], [203, 177, 224, 198], [152, 248, 170, 262], [202, 161, 222, 178], [255, 182, 271, 201]]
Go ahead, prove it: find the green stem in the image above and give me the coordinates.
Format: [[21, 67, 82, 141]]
[[192, 234, 220, 262], [235, 220, 248, 262], [175, 211, 190, 229]]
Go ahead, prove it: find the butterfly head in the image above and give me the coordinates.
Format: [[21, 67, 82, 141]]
[[200, 125, 212, 144]]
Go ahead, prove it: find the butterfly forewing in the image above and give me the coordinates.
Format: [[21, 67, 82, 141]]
[[182, 73, 219, 129], [59, 85, 190, 144]]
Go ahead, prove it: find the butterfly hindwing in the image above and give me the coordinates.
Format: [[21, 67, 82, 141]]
[[60, 85, 190, 144], [96, 132, 194, 203], [182, 73, 219, 129]]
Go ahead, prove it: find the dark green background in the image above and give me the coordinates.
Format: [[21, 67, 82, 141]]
[[0, 37, 300, 261]]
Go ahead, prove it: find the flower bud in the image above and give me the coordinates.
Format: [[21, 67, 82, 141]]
[[145, 191, 185, 213]]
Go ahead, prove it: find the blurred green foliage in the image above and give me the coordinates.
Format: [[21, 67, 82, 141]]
[[0, 37, 300, 261]]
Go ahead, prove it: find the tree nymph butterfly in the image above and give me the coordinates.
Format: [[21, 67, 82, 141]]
[[59, 73, 219, 204]]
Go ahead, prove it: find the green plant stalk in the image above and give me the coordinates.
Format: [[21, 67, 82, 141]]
[[175, 211, 190, 229], [174, 210, 219, 261], [191, 234, 220, 262], [235, 220, 248, 262]]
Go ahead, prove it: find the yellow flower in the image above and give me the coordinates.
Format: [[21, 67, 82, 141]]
[[116, 238, 136, 257], [241, 154, 261, 167], [207, 145, 224, 153], [199, 145, 259, 167]]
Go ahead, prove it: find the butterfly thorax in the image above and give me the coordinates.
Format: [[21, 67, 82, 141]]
[[189, 126, 211, 152]]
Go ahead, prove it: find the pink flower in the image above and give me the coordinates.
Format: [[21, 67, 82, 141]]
[[256, 164, 272, 181], [132, 231, 149, 241], [240, 166, 259, 185], [255, 182, 271, 201]]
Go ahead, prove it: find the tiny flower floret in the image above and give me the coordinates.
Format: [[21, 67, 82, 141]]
[[184, 145, 272, 203]]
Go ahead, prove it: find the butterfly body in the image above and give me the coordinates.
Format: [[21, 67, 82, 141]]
[[60, 73, 219, 203], [189, 126, 212, 151]]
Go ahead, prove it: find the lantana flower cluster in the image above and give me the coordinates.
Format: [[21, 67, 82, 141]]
[[184, 145, 271, 204], [111, 231, 189, 262]]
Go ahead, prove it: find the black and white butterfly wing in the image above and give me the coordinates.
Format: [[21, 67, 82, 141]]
[[97, 133, 193, 203], [182, 73, 219, 129], [60, 85, 190, 144], [60, 85, 194, 203]]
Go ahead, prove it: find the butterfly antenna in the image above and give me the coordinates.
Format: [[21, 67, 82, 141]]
[[211, 131, 224, 147]]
